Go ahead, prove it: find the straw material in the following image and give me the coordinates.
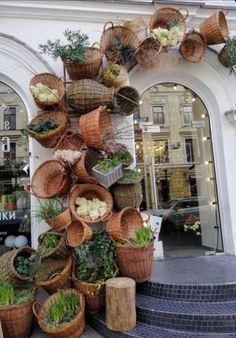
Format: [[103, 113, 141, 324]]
[[30, 73, 65, 111], [100, 22, 139, 63], [179, 29, 207, 62], [33, 288, 85, 338], [73, 148, 101, 184], [92, 163, 123, 189], [37, 230, 70, 260], [218, 45, 230, 67], [36, 255, 73, 295], [63, 45, 103, 80], [200, 11, 229, 45], [115, 241, 154, 283], [54, 130, 85, 153], [103, 64, 129, 89], [31, 160, 69, 199], [66, 220, 93, 248], [107, 207, 143, 241], [79, 106, 114, 150], [47, 208, 72, 231], [69, 184, 113, 224], [114, 86, 140, 116], [28, 111, 69, 148], [123, 17, 148, 42], [112, 182, 143, 210], [149, 7, 188, 33], [134, 37, 162, 67], [0, 287, 37, 338], [67, 79, 114, 114]]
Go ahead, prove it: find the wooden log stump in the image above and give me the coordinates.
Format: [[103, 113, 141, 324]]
[[106, 277, 136, 331]]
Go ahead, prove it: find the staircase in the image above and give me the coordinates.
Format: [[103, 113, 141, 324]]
[[89, 255, 236, 337]]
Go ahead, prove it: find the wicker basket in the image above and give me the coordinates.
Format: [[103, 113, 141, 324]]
[[115, 241, 154, 283], [67, 79, 114, 114], [33, 288, 85, 338], [66, 220, 93, 248], [28, 111, 69, 148], [149, 7, 188, 33], [0, 287, 37, 338], [107, 207, 143, 241], [123, 17, 148, 42], [114, 86, 140, 116], [103, 64, 129, 89], [29, 73, 65, 111], [37, 230, 70, 259], [63, 44, 103, 81], [218, 45, 230, 67], [54, 130, 84, 153], [112, 182, 143, 210], [46, 208, 72, 231], [200, 10, 229, 45], [79, 106, 114, 151], [134, 37, 162, 68], [31, 160, 69, 199], [69, 184, 113, 224], [179, 29, 207, 63], [36, 255, 73, 294], [73, 148, 101, 184], [92, 163, 123, 189], [110, 143, 133, 167], [100, 22, 139, 64]]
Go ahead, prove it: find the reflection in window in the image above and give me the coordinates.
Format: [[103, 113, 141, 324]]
[[4, 106, 16, 130], [180, 104, 193, 124], [185, 138, 194, 163], [154, 140, 169, 163], [152, 105, 165, 125]]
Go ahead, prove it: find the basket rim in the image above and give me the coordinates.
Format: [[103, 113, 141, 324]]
[[149, 6, 188, 30], [10, 247, 38, 281], [0, 287, 37, 310]]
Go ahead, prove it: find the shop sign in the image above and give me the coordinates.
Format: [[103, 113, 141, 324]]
[[0, 211, 16, 221]]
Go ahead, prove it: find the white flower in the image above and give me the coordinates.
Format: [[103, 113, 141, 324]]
[[53, 149, 81, 165], [75, 197, 108, 221], [151, 26, 183, 47], [30, 83, 59, 104]]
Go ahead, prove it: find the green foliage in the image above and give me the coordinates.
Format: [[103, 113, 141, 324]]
[[39, 29, 89, 61], [117, 169, 142, 184], [112, 148, 132, 166], [35, 199, 65, 222], [108, 36, 136, 65], [0, 281, 32, 306], [131, 225, 154, 246], [38, 233, 61, 256], [168, 17, 180, 29], [21, 119, 58, 136], [14, 253, 39, 278], [95, 157, 120, 174], [74, 232, 117, 284], [43, 290, 79, 328], [225, 36, 236, 69]]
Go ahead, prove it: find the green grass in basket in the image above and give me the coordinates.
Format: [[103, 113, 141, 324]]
[[0, 280, 32, 306], [38, 234, 61, 256], [35, 199, 65, 222], [117, 170, 142, 184]]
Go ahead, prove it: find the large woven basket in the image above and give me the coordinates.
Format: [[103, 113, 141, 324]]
[[54, 130, 85, 153], [112, 182, 143, 210], [149, 7, 188, 33], [31, 160, 69, 199], [28, 111, 69, 148], [66, 220, 93, 248], [63, 44, 103, 80], [36, 255, 73, 295], [69, 184, 113, 224], [0, 287, 37, 338], [100, 22, 139, 64], [67, 79, 114, 114], [134, 36, 162, 68], [107, 207, 143, 241], [37, 230, 70, 260], [73, 148, 101, 184], [79, 106, 114, 151], [179, 29, 207, 63], [30, 73, 65, 111], [218, 45, 230, 67], [200, 11, 229, 45], [114, 86, 140, 116], [33, 288, 85, 338], [115, 241, 154, 283]]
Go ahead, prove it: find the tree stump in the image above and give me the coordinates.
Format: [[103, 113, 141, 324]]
[[106, 277, 136, 331]]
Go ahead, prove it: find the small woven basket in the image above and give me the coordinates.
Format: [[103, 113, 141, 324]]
[[179, 29, 207, 62], [31, 160, 69, 199], [35, 255, 73, 295], [69, 184, 113, 224], [114, 86, 140, 116], [63, 44, 103, 80], [79, 106, 114, 151], [150, 7, 188, 32], [112, 182, 143, 210], [218, 44, 230, 67], [47, 208, 72, 231], [107, 207, 143, 241], [73, 148, 101, 184], [92, 163, 123, 189], [29, 73, 65, 111], [200, 10, 229, 45], [33, 288, 85, 338], [37, 230, 70, 260], [54, 130, 84, 153], [134, 36, 162, 68], [28, 111, 69, 148], [67, 79, 114, 114], [123, 17, 148, 42], [115, 241, 154, 283], [66, 220, 93, 248]]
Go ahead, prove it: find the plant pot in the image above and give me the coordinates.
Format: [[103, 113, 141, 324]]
[[37, 230, 70, 259], [112, 182, 143, 210], [66, 220, 92, 248], [92, 163, 123, 189], [47, 208, 72, 231]]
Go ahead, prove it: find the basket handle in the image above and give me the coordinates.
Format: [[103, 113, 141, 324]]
[[178, 8, 189, 20], [102, 210, 113, 221], [32, 302, 41, 319], [222, 10, 229, 17], [103, 21, 114, 32], [91, 42, 101, 49]]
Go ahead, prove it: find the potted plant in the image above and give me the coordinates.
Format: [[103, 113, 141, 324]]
[[103, 63, 129, 88], [33, 288, 85, 337], [39, 29, 103, 80], [218, 36, 236, 72], [183, 214, 202, 245], [72, 231, 117, 313], [0, 280, 37, 338], [37, 230, 69, 259]]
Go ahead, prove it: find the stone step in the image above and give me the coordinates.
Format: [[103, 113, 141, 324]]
[[136, 293, 236, 332], [88, 312, 236, 338]]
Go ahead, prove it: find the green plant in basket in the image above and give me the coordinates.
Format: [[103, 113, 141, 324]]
[[95, 157, 120, 174], [225, 37, 236, 70], [21, 119, 58, 137], [0, 280, 33, 306], [38, 233, 61, 256], [14, 253, 39, 279], [35, 198, 65, 222], [117, 169, 142, 184]]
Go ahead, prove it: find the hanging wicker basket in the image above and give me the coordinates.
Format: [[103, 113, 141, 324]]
[[179, 29, 207, 62], [63, 44, 103, 81], [134, 37, 162, 68], [112, 182, 143, 210], [200, 10, 229, 45], [115, 241, 154, 283], [149, 7, 188, 33], [29, 73, 65, 111], [54, 130, 85, 153], [113, 86, 140, 116], [218, 44, 231, 67], [28, 111, 69, 148], [79, 106, 114, 151], [92, 163, 123, 189], [66, 220, 92, 248], [46, 208, 72, 231], [37, 230, 70, 260], [31, 160, 69, 199], [73, 148, 101, 184], [35, 255, 73, 295], [67, 79, 114, 114], [33, 288, 85, 338], [107, 207, 143, 241], [123, 17, 148, 42], [69, 184, 113, 224]]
